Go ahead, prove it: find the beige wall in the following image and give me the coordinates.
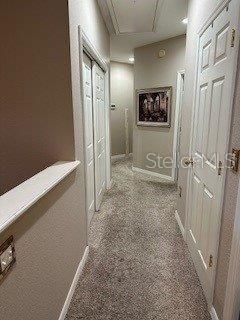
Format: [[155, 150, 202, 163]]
[[177, 1, 240, 318], [0, 171, 86, 320], [133, 35, 186, 177], [68, 0, 110, 174], [0, 0, 74, 195], [110, 62, 134, 156], [0, 0, 109, 319], [69, 0, 110, 64]]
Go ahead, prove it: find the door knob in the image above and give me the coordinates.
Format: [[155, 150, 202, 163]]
[[184, 158, 194, 166]]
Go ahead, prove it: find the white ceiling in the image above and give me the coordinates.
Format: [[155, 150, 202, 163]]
[[98, 0, 188, 63]]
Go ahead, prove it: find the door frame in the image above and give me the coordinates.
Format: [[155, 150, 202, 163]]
[[78, 28, 111, 225], [172, 70, 185, 182], [185, 0, 240, 306], [223, 179, 240, 320]]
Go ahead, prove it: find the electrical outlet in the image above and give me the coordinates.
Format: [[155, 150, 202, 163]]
[[0, 236, 16, 279]]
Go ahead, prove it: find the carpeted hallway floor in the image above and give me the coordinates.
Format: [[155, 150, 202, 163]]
[[66, 159, 211, 320]]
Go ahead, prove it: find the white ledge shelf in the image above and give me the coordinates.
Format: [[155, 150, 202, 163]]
[[0, 160, 80, 234]]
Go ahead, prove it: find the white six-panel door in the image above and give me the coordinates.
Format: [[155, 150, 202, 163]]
[[92, 62, 106, 211], [83, 54, 95, 225], [187, 0, 239, 304]]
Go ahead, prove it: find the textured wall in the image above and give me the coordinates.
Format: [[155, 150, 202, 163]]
[[110, 62, 134, 156], [0, 172, 87, 320], [0, 0, 75, 195], [133, 35, 186, 177], [177, 0, 240, 318], [68, 0, 110, 169], [70, 0, 110, 64], [0, 0, 110, 319]]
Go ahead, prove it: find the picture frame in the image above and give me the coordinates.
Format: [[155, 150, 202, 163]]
[[136, 86, 172, 127]]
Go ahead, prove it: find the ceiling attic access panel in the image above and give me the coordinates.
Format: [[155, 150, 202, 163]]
[[107, 0, 161, 34]]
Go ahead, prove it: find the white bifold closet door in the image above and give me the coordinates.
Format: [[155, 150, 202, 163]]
[[83, 53, 95, 224], [92, 62, 106, 211]]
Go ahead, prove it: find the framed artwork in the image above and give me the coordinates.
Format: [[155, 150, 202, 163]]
[[136, 86, 172, 127]]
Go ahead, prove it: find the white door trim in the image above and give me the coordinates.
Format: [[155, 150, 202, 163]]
[[81, 30, 108, 72], [78, 28, 111, 233], [172, 70, 185, 181], [80, 29, 111, 190], [185, 0, 240, 306], [104, 69, 111, 189], [223, 179, 240, 320]]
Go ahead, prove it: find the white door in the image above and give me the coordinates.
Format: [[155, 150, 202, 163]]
[[83, 53, 95, 224], [92, 62, 106, 211], [186, 1, 239, 304]]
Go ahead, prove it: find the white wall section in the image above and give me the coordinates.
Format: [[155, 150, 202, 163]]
[[133, 35, 186, 179], [110, 61, 134, 156]]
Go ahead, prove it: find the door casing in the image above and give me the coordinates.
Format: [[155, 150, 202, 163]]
[[173, 70, 185, 182], [223, 179, 240, 320], [78, 28, 111, 237]]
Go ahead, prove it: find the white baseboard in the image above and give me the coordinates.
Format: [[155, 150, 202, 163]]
[[209, 306, 220, 320], [132, 166, 174, 182], [111, 153, 133, 162], [111, 154, 126, 161], [106, 178, 114, 190], [175, 210, 186, 239], [58, 246, 89, 320]]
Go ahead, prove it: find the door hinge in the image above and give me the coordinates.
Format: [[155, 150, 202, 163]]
[[218, 160, 223, 176], [209, 255, 213, 268], [179, 186, 182, 198], [231, 29, 236, 48]]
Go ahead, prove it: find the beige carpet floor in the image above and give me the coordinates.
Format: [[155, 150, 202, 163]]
[[66, 159, 211, 320]]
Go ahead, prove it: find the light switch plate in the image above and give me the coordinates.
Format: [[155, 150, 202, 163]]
[[0, 236, 16, 279]]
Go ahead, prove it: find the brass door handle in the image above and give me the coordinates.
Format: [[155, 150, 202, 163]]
[[184, 158, 194, 166]]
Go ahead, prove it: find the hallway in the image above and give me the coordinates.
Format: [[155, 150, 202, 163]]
[[66, 159, 211, 320]]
